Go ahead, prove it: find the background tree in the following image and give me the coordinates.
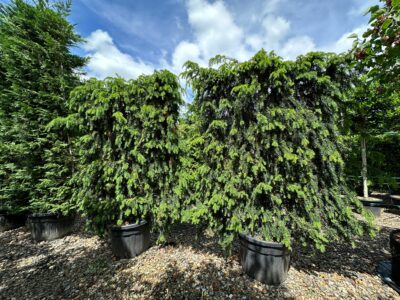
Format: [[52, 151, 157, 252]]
[[0, 0, 86, 214], [344, 133, 400, 194], [352, 0, 400, 197], [351, 0, 400, 197], [345, 75, 399, 197], [181, 51, 375, 252], [353, 0, 400, 91]]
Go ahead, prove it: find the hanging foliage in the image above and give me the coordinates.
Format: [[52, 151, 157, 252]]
[[63, 71, 182, 237], [180, 50, 375, 252], [0, 0, 86, 214]]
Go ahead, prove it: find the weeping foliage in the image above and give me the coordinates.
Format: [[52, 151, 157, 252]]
[[180, 50, 375, 252], [0, 0, 86, 214], [63, 71, 182, 237]]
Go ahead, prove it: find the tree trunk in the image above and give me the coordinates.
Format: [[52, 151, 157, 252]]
[[361, 137, 368, 198]]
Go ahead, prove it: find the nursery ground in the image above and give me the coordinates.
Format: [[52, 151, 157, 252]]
[[1, 211, 400, 300]]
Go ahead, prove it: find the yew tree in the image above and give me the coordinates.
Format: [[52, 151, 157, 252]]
[[65, 71, 182, 237], [180, 51, 375, 252]]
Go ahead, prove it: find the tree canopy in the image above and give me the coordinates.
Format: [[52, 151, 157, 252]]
[[353, 0, 400, 91], [63, 71, 182, 237], [0, 0, 86, 214], [180, 51, 375, 252]]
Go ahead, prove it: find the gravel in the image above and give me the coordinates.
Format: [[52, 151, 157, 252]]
[[1, 211, 400, 299]]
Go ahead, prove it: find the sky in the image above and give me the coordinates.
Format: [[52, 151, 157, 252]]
[[15, 0, 381, 79]]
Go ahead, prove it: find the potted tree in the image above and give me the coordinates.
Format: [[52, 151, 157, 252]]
[[0, 1, 86, 237], [65, 71, 181, 259], [351, 0, 400, 209], [0, 201, 28, 232], [27, 137, 78, 241], [181, 51, 375, 285], [354, 0, 400, 284], [344, 76, 399, 217]]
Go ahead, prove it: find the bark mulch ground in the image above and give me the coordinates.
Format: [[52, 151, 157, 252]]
[[1, 210, 400, 299]]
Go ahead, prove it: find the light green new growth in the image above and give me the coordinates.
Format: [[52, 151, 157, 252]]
[[180, 50, 376, 252]]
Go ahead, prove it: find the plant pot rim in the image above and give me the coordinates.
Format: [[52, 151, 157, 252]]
[[110, 220, 148, 231], [1, 211, 27, 215], [29, 212, 58, 218], [29, 212, 75, 218], [239, 233, 288, 248], [358, 196, 383, 203], [371, 192, 390, 196]]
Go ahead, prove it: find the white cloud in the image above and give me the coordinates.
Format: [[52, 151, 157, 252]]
[[276, 25, 369, 59], [322, 25, 369, 54], [281, 36, 316, 59], [262, 0, 284, 14], [261, 15, 291, 50], [169, 0, 292, 72], [82, 1, 372, 80], [171, 41, 203, 73], [348, 0, 378, 17], [83, 30, 155, 79], [246, 35, 263, 50], [169, 0, 311, 68], [166, 0, 251, 73], [186, 0, 250, 60]]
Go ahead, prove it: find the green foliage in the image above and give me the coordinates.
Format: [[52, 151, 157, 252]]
[[353, 0, 400, 91], [349, 0, 400, 195], [346, 74, 400, 136], [344, 134, 400, 192], [0, 0, 86, 215], [65, 71, 182, 236], [180, 50, 375, 252], [342, 71, 399, 196]]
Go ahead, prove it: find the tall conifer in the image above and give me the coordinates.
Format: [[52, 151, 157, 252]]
[[0, 0, 86, 214]]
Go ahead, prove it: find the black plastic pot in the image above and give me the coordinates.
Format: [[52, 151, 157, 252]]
[[390, 229, 400, 285], [28, 213, 74, 242], [359, 196, 384, 217], [391, 195, 400, 206], [239, 233, 290, 285], [110, 221, 150, 259], [0, 213, 27, 232]]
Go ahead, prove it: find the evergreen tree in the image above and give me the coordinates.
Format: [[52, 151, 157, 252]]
[[0, 0, 86, 214], [180, 51, 375, 252], [64, 71, 182, 237]]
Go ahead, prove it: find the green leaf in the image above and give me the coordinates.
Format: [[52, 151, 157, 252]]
[[348, 33, 358, 39], [381, 19, 392, 30]]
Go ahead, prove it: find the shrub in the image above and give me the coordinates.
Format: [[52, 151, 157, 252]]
[[66, 71, 182, 238], [180, 50, 375, 252]]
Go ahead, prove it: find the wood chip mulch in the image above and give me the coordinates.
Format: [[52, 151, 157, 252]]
[[1, 211, 400, 299]]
